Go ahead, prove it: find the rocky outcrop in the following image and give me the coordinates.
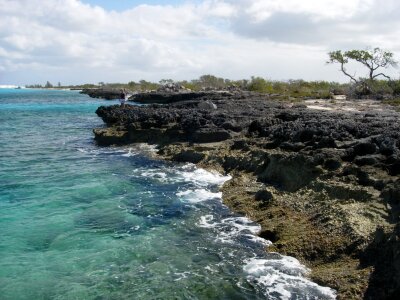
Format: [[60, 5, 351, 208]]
[[80, 88, 124, 100], [130, 91, 239, 104], [94, 93, 400, 299], [157, 82, 191, 93], [131, 92, 207, 104], [80, 85, 245, 104]]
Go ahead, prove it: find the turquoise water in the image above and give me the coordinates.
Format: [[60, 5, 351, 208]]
[[0, 89, 336, 300]]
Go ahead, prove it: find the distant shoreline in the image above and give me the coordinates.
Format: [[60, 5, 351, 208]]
[[0, 87, 83, 91]]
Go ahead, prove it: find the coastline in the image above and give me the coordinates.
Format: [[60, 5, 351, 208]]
[[157, 142, 370, 299], [104, 143, 338, 298], [3, 88, 332, 299], [93, 92, 400, 299], [159, 143, 372, 299]]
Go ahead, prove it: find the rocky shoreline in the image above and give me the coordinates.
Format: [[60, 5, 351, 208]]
[[93, 91, 400, 299]]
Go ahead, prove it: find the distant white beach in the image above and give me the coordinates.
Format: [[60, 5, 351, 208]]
[[0, 85, 24, 89]]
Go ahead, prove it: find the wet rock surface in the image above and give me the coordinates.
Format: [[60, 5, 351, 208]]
[[94, 93, 400, 299]]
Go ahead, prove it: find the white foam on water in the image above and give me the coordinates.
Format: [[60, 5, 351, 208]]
[[129, 163, 231, 187], [121, 148, 137, 157], [196, 212, 336, 298], [77, 147, 131, 156], [197, 214, 269, 247], [174, 164, 232, 187], [244, 257, 337, 299], [135, 143, 158, 153], [176, 189, 222, 203], [221, 217, 261, 235], [243, 234, 272, 247], [245, 256, 307, 277], [197, 214, 216, 228], [216, 217, 261, 244], [110, 154, 335, 298], [102, 148, 127, 154], [140, 171, 168, 182]]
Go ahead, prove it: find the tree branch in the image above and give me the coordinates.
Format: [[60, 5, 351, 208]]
[[341, 63, 358, 83], [372, 73, 391, 80]]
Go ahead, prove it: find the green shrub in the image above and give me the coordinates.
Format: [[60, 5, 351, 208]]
[[383, 98, 400, 106], [247, 77, 274, 93], [388, 80, 400, 95]]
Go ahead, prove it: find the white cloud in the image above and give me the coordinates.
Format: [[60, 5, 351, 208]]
[[239, 0, 373, 21], [0, 0, 399, 85], [228, 0, 400, 47]]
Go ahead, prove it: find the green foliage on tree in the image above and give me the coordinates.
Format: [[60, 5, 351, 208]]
[[159, 79, 174, 85], [247, 77, 273, 93], [80, 83, 97, 88], [178, 80, 198, 91], [45, 81, 53, 88], [127, 81, 139, 90], [26, 84, 43, 88], [196, 74, 226, 89], [328, 48, 397, 82], [27, 72, 400, 100], [138, 80, 159, 91]]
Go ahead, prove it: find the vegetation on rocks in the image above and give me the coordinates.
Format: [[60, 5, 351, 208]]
[[328, 48, 397, 82], [30, 72, 400, 103], [328, 48, 398, 98], [77, 74, 400, 103]]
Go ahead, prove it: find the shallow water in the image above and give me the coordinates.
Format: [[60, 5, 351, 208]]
[[0, 89, 336, 299]]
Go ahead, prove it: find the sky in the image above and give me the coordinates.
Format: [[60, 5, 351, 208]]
[[0, 0, 400, 85], [84, 1, 196, 11]]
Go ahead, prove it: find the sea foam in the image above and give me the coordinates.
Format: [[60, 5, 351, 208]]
[[176, 189, 223, 203], [121, 149, 336, 299], [130, 163, 231, 187], [244, 257, 337, 299]]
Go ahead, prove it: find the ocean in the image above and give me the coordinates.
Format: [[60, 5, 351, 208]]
[[0, 89, 336, 299]]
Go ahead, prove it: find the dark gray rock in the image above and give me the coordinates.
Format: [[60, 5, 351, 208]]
[[173, 150, 205, 164], [353, 142, 378, 156], [198, 100, 217, 110], [255, 189, 273, 203], [354, 155, 382, 166], [132, 92, 206, 104], [81, 88, 123, 100], [324, 158, 342, 171], [93, 92, 400, 298], [192, 129, 231, 143], [230, 140, 250, 151]]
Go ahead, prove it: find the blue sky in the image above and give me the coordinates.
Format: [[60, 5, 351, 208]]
[[83, 0, 197, 11]]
